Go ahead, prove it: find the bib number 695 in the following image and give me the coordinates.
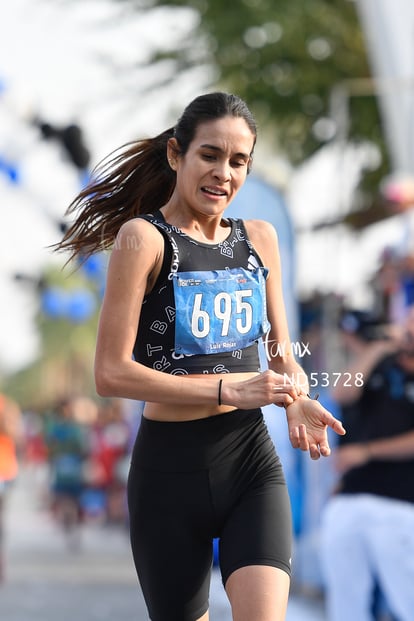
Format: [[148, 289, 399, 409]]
[[192, 290, 253, 338]]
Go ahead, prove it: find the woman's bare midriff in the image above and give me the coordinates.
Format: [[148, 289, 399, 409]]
[[143, 371, 260, 421]]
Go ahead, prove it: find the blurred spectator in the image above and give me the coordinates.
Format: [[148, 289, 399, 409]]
[[84, 399, 130, 525], [372, 247, 414, 324], [0, 393, 22, 483], [0, 393, 23, 581], [44, 398, 89, 548], [22, 409, 48, 468], [320, 307, 414, 621]]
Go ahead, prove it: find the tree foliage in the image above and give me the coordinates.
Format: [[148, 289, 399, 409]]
[[108, 0, 385, 170]]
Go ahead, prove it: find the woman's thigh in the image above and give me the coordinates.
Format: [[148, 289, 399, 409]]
[[218, 476, 292, 587], [128, 466, 214, 621]]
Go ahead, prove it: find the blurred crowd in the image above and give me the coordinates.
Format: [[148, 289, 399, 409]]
[[293, 236, 414, 621], [0, 393, 143, 559]]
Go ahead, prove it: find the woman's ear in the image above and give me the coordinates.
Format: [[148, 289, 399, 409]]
[[167, 138, 180, 171]]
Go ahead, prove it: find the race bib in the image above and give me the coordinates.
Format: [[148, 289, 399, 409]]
[[172, 267, 269, 355]]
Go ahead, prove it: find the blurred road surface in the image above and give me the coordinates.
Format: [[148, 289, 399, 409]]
[[0, 466, 326, 620]]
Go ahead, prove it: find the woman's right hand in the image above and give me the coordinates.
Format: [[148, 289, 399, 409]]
[[222, 369, 300, 410]]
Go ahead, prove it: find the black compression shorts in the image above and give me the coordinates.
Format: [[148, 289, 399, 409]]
[[127, 408, 292, 621]]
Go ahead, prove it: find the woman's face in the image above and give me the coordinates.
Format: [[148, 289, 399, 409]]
[[171, 116, 255, 217]]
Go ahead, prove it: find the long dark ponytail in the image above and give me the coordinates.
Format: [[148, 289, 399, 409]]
[[56, 92, 257, 259]]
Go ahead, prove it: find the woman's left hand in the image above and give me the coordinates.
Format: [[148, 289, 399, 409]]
[[285, 397, 346, 460]]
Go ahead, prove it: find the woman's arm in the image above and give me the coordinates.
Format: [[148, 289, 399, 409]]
[[244, 220, 346, 459], [245, 219, 309, 387]]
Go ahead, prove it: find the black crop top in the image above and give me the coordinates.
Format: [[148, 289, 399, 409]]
[[133, 211, 268, 375]]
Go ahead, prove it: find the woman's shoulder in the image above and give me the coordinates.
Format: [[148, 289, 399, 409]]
[[115, 215, 165, 251], [243, 218, 278, 243], [108, 216, 165, 284]]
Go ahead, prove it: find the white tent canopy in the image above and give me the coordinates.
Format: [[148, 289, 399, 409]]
[[356, 0, 414, 175]]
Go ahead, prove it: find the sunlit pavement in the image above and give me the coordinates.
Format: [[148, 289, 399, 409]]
[[0, 467, 326, 620]]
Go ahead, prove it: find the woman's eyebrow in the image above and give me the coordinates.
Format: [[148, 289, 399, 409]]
[[200, 143, 250, 159]]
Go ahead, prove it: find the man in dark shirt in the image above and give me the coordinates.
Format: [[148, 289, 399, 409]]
[[320, 307, 414, 621]]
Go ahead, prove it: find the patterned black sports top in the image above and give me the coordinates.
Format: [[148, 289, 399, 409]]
[[133, 211, 269, 375]]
